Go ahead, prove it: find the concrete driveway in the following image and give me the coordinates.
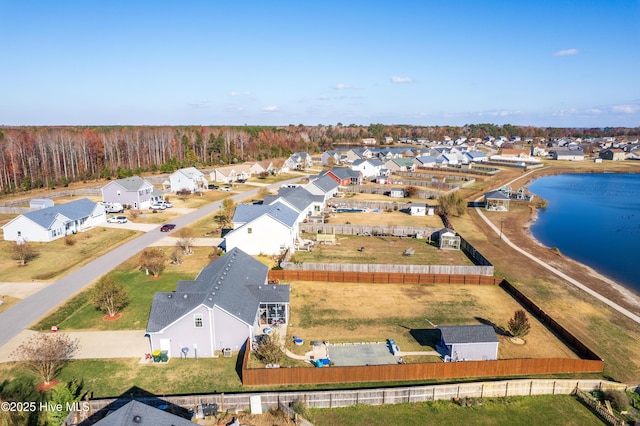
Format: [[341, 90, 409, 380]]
[[0, 330, 149, 361]]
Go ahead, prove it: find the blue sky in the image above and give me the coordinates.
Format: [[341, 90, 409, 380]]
[[1, 1, 639, 127]]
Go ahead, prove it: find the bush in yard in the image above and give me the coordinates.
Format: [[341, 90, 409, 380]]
[[91, 274, 129, 317], [64, 235, 76, 246], [508, 309, 531, 338], [603, 390, 632, 412], [255, 333, 284, 366], [7, 241, 38, 266]]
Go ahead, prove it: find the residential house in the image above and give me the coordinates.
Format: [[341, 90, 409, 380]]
[[266, 186, 325, 221], [413, 155, 438, 168], [345, 148, 373, 163], [549, 149, 585, 161], [362, 138, 377, 145], [531, 144, 549, 157], [437, 325, 499, 361], [284, 152, 313, 170], [465, 151, 488, 163], [224, 202, 299, 255], [2, 198, 105, 242], [92, 400, 194, 426], [383, 136, 394, 144], [146, 248, 290, 358], [102, 176, 162, 210], [210, 164, 252, 184], [324, 167, 362, 186], [320, 150, 343, 166], [385, 158, 416, 172], [304, 175, 340, 201], [599, 148, 626, 161], [169, 167, 208, 193], [249, 160, 274, 176], [351, 158, 384, 179]]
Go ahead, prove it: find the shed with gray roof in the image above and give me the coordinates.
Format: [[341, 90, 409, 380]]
[[146, 248, 290, 359], [437, 325, 499, 361]]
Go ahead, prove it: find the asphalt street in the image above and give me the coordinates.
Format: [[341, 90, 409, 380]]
[[0, 182, 288, 351]]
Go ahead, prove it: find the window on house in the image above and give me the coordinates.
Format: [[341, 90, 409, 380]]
[[248, 228, 252, 234], [194, 314, 203, 328]]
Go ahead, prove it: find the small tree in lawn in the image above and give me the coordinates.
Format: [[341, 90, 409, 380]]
[[7, 241, 38, 266], [404, 185, 419, 198], [508, 309, 531, 338], [92, 274, 128, 318], [11, 333, 79, 386], [139, 248, 166, 277], [176, 228, 195, 255]]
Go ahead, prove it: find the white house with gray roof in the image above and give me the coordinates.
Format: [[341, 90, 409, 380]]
[[351, 158, 384, 179], [168, 167, 208, 193], [146, 248, 290, 358], [224, 202, 300, 255], [437, 325, 499, 361], [2, 198, 105, 242], [101, 176, 163, 210], [93, 400, 194, 426], [304, 174, 340, 201]]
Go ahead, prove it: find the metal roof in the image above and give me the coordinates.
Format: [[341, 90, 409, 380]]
[[438, 325, 498, 344]]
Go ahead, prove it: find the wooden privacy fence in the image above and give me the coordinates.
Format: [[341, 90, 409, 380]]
[[300, 223, 440, 237], [268, 270, 499, 284], [242, 346, 603, 386]]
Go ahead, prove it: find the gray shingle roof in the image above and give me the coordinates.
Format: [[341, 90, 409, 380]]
[[93, 400, 194, 426], [111, 176, 151, 191], [277, 187, 323, 212], [232, 202, 298, 227], [438, 325, 498, 344], [21, 198, 98, 229], [309, 175, 340, 193], [147, 248, 290, 333], [484, 190, 510, 200]]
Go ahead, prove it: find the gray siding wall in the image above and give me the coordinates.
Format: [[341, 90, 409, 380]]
[[150, 305, 215, 359], [450, 342, 498, 361], [214, 306, 252, 351]]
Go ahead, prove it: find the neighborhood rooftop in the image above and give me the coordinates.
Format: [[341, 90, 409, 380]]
[[437, 325, 499, 344], [17, 197, 97, 229]]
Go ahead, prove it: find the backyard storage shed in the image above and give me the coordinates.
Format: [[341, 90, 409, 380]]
[[437, 325, 499, 361], [438, 228, 461, 250], [409, 203, 427, 216]]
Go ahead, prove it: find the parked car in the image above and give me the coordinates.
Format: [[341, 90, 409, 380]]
[[157, 200, 173, 208], [100, 202, 124, 213], [237, 179, 246, 184], [160, 223, 176, 232], [107, 216, 128, 224], [221, 186, 232, 192], [149, 203, 166, 210], [208, 184, 219, 190]]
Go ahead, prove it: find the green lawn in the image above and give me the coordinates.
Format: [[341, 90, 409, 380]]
[[32, 248, 214, 331], [307, 395, 605, 426]]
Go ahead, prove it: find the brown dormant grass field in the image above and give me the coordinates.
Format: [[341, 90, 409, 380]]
[[284, 281, 578, 361]]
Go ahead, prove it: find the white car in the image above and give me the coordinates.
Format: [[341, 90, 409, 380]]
[[149, 203, 166, 210], [107, 216, 128, 224], [157, 200, 173, 208], [221, 186, 232, 192]]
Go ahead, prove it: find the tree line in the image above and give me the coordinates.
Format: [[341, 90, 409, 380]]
[[0, 124, 637, 195]]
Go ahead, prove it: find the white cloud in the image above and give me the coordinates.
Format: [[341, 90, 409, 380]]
[[318, 95, 330, 100], [587, 109, 602, 114], [553, 48, 579, 56], [225, 105, 244, 112], [230, 91, 250, 96], [391, 76, 413, 83], [334, 83, 352, 90], [477, 110, 521, 117], [262, 106, 278, 112], [612, 104, 639, 114]]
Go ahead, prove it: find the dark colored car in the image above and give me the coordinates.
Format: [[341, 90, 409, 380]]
[[208, 184, 219, 189], [160, 223, 176, 232]]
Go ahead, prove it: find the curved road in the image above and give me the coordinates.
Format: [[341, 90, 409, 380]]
[[0, 180, 298, 349], [475, 170, 640, 325]]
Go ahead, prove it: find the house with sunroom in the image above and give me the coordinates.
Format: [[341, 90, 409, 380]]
[[102, 176, 163, 210], [223, 202, 300, 255], [146, 248, 290, 358], [2, 198, 105, 242]]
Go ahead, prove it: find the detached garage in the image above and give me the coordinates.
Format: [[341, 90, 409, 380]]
[[437, 325, 499, 361]]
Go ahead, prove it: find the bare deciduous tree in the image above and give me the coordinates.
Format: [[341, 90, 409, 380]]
[[139, 248, 166, 277], [7, 241, 38, 266], [176, 228, 195, 255], [11, 333, 79, 385]]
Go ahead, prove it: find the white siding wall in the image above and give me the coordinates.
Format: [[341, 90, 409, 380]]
[[225, 216, 295, 255]]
